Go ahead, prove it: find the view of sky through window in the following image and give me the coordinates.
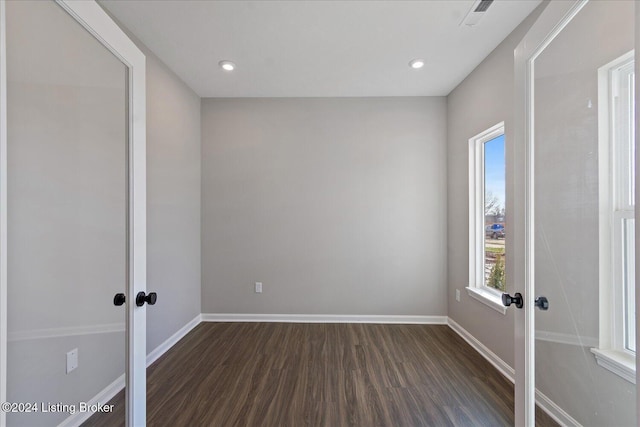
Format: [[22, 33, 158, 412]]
[[485, 134, 505, 209]]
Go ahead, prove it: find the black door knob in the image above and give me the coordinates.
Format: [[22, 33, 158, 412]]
[[113, 293, 126, 306], [535, 296, 549, 310], [502, 292, 524, 309], [136, 291, 158, 307]]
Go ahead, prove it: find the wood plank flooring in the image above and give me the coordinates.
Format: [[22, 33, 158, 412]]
[[84, 323, 557, 426]]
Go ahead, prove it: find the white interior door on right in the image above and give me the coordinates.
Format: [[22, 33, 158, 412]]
[[513, 0, 638, 425]]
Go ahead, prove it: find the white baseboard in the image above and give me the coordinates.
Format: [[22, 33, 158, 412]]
[[57, 313, 580, 427], [146, 314, 201, 366], [57, 374, 125, 427], [447, 317, 515, 381], [535, 388, 582, 427], [201, 313, 447, 324], [447, 317, 582, 427], [58, 314, 201, 427]]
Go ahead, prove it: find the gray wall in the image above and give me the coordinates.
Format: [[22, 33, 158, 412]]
[[447, 5, 544, 368], [135, 31, 202, 354], [104, 4, 202, 354], [201, 97, 447, 316], [102, 4, 202, 356]]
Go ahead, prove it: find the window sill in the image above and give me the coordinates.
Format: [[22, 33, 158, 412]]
[[466, 287, 507, 315], [591, 348, 636, 384]]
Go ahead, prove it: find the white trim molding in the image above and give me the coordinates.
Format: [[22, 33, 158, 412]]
[[468, 122, 507, 305], [56, 314, 586, 427], [447, 318, 514, 380], [201, 313, 448, 324], [466, 287, 507, 315], [8, 323, 125, 342], [1, 1, 147, 425], [513, 1, 590, 424], [536, 330, 599, 349], [58, 314, 201, 427], [57, 374, 125, 427], [52, 2, 148, 425], [448, 317, 582, 427], [591, 348, 636, 384], [534, 389, 582, 427], [146, 314, 201, 366], [595, 50, 638, 384]]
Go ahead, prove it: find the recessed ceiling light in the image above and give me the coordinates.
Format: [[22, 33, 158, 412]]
[[219, 60, 236, 72], [409, 59, 425, 69]]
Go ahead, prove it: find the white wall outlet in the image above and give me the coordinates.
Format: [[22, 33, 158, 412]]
[[255, 282, 263, 293], [66, 348, 78, 374], [455, 289, 461, 302]]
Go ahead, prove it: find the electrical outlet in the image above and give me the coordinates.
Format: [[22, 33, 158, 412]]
[[455, 289, 461, 302], [66, 348, 78, 374], [255, 282, 262, 293]]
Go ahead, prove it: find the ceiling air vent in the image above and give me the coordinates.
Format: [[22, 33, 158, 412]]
[[474, 0, 494, 13], [460, 0, 495, 27]]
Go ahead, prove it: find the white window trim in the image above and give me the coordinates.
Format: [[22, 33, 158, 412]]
[[591, 348, 636, 384], [467, 122, 506, 315], [595, 50, 636, 383]]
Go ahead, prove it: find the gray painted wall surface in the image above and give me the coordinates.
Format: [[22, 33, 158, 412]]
[[446, 5, 544, 369], [105, 5, 201, 354], [201, 97, 447, 315], [8, 334, 124, 426], [137, 34, 202, 354], [106, 7, 203, 354]]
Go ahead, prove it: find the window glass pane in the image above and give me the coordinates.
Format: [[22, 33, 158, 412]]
[[617, 63, 635, 353], [483, 134, 506, 291], [624, 212, 636, 353], [627, 70, 635, 206]]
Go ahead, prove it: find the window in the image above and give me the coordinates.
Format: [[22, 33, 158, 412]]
[[467, 122, 507, 314], [593, 51, 636, 383]]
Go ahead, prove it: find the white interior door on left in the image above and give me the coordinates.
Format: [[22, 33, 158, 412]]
[[0, 1, 146, 426]]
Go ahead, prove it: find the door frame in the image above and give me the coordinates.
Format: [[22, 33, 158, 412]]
[[513, 0, 639, 425], [0, 1, 146, 425], [636, 3, 640, 421]]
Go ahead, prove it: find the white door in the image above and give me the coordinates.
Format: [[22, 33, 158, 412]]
[[0, 1, 146, 426], [511, 1, 638, 425]]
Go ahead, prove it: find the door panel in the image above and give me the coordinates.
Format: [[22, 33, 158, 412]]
[[515, 0, 637, 425], [5, 1, 133, 425]]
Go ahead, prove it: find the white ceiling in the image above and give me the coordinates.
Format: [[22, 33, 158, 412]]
[[100, 0, 542, 98]]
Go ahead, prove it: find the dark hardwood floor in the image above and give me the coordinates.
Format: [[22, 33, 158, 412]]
[[84, 323, 557, 426]]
